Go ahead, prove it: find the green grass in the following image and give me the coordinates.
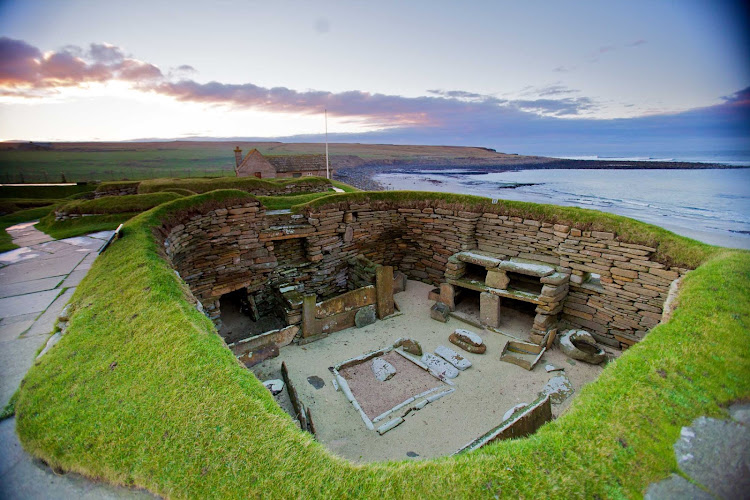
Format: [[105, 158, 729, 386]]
[[14, 191, 750, 498], [330, 180, 360, 192], [0, 184, 96, 199], [54, 192, 183, 216], [36, 213, 138, 240], [1, 389, 19, 421], [138, 176, 331, 194], [154, 188, 197, 196], [0, 148, 236, 182], [0, 205, 57, 252], [0, 198, 64, 215], [257, 192, 339, 210]]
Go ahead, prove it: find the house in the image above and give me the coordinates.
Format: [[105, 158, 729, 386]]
[[234, 147, 331, 179]]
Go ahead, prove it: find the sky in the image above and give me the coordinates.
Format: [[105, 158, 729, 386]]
[[0, 0, 748, 158]]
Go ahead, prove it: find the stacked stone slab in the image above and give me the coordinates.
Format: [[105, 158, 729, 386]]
[[442, 251, 570, 344], [158, 197, 688, 351]]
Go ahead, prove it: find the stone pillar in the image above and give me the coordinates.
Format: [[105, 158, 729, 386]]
[[480, 292, 502, 327], [486, 270, 510, 289], [302, 294, 319, 338], [375, 265, 394, 319], [440, 283, 456, 311]]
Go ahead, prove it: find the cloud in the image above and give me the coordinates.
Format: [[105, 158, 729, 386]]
[[1, 37, 746, 154], [426, 89, 488, 100], [88, 43, 125, 63], [627, 39, 647, 47], [0, 37, 163, 94], [509, 97, 597, 116]]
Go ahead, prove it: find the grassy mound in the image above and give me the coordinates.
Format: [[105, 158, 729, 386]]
[[15, 191, 750, 498], [0, 198, 62, 216], [33, 192, 182, 241], [54, 192, 183, 216], [138, 176, 331, 194], [153, 188, 197, 196]]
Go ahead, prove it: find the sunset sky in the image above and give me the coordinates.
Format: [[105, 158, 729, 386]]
[[0, 0, 748, 156]]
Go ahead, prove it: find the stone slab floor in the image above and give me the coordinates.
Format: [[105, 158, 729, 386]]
[[0, 222, 154, 499]]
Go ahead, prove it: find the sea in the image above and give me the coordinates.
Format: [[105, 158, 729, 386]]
[[373, 166, 750, 250]]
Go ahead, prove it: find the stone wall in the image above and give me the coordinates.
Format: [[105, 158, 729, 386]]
[[158, 196, 689, 349], [94, 186, 139, 198]]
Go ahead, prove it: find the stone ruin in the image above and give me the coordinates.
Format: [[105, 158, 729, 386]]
[[156, 195, 689, 454]]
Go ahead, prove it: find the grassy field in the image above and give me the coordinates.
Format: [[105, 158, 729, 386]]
[[0, 141, 528, 183], [12, 190, 750, 498]]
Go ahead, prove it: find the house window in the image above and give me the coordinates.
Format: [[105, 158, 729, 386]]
[[254, 172, 262, 179], [293, 173, 302, 178]]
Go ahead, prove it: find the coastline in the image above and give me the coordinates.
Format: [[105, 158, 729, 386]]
[[334, 163, 750, 250]]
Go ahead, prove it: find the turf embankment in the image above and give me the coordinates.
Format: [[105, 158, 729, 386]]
[[15, 191, 750, 498], [34, 192, 183, 240], [137, 176, 332, 194]]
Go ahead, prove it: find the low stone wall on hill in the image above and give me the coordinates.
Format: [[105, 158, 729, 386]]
[[158, 196, 689, 349], [94, 186, 139, 198]]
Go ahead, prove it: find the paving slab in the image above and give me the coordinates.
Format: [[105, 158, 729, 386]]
[[61, 269, 88, 288], [25, 288, 75, 338], [0, 334, 49, 408], [6, 222, 52, 247], [75, 252, 99, 272], [0, 252, 85, 285], [0, 247, 47, 265], [0, 289, 61, 319], [0, 419, 155, 500], [60, 235, 106, 251], [88, 230, 116, 240], [0, 275, 65, 299], [674, 416, 750, 499], [729, 402, 750, 427], [0, 319, 35, 343], [644, 474, 713, 500]]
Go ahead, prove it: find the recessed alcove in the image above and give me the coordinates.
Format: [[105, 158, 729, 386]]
[[218, 288, 286, 344], [496, 298, 537, 340], [506, 272, 543, 295], [462, 263, 486, 282]]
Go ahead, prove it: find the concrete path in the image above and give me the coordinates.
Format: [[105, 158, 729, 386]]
[[0, 222, 155, 499], [645, 403, 750, 499]]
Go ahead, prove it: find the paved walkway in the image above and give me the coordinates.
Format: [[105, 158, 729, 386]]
[[0, 222, 154, 499]]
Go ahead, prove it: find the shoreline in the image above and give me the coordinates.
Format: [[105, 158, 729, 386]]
[[334, 164, 750, 251], [333, 158, 749, 192]]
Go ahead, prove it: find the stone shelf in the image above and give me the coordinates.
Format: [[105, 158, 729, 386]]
[[447, 277, 543, 305]]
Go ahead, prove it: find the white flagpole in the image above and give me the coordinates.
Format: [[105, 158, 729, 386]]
[[325, 109, 330, 179]]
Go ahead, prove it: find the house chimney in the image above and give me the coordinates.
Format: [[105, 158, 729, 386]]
[[234, 146, 243, 168]]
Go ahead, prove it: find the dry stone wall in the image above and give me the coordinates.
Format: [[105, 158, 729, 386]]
[[158, 196, 688, 349], [94, 186, 138, 198]]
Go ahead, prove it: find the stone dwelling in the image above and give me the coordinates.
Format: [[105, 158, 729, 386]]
[[234, 147, 331, 179]]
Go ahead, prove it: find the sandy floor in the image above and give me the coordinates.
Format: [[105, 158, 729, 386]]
[[253, 280, 605, 463]]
